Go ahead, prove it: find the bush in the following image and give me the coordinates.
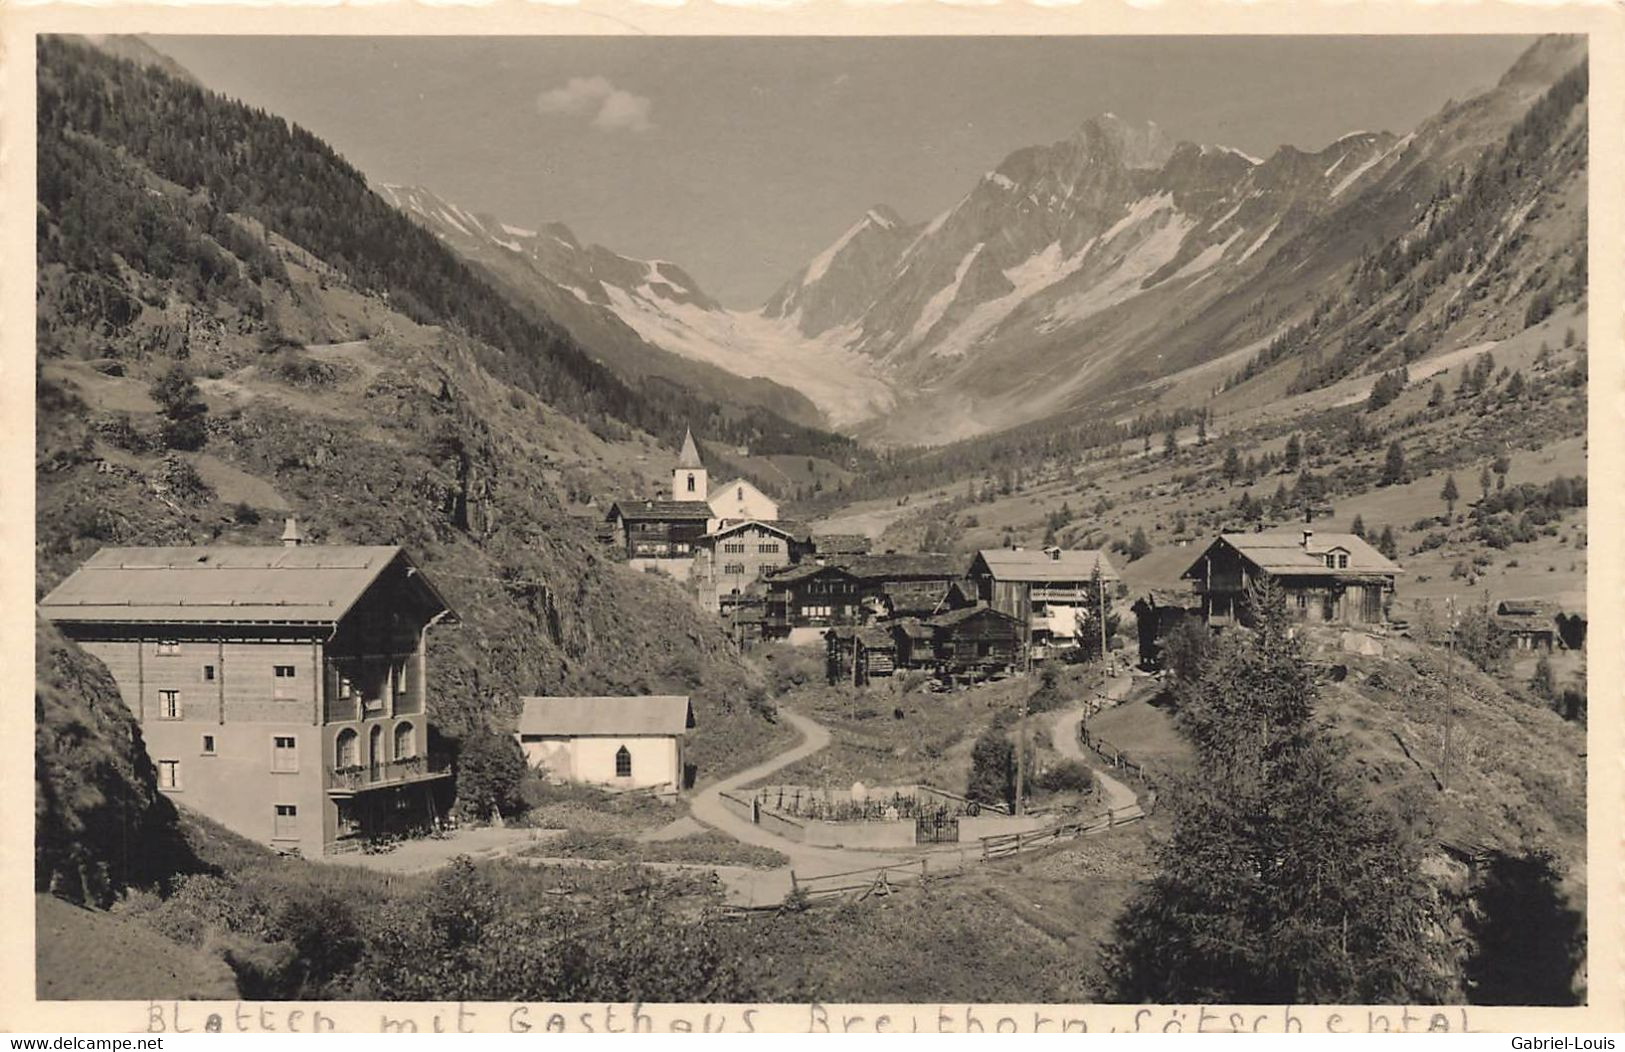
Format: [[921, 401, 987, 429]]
[[1034, 760, 1096, 795], [455, 728, 528, 821]]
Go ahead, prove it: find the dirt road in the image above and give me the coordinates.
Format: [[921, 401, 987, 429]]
[[1049, 670, 1140, 813], [688, 709, 919, 906]]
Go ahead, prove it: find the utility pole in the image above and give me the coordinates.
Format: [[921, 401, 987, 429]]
[[1014, 690, 1027, 817], [1098, 572, 1109, 668], [1443, 596, 1457, 791]]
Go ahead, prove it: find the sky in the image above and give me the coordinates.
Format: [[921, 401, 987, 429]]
[[153, 35, 1535, 308]]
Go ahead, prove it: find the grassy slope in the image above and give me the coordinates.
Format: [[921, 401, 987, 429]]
[[37, 894, 240, 1000]]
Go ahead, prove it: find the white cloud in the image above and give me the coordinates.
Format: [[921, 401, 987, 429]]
[[536, 76, 653, 133]]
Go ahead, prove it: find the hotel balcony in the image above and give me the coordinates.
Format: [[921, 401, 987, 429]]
[[326, 755, 452, 796]]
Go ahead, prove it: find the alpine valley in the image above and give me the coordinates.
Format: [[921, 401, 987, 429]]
[[384, 35, 1586, 446]]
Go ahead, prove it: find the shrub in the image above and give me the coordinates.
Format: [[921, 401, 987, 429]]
[[1034, 760, 1096, 795], [455, 728, 528, 821]]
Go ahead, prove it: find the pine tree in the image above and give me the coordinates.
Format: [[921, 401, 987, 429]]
[[1283, 433, 1301, 471], [1441, 474, 1460, 516], [1104, 580, 1451, 1003], [1382, 441, 1406, 486], [1480, 465, 1494, 499], [149, 363, 208, 451], [1378, 525, 1398, 560], [1350, 514, 1367, 540], [1127, 526, 1151, 563], [1222, 446, 1242, 483]]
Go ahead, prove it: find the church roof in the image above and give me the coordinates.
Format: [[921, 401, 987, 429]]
[[677, 428, 704, 470], [516, 695, 694, 738]]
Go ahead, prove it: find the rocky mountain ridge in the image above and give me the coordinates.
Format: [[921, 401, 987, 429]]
[[383, 37, 1585, 446]]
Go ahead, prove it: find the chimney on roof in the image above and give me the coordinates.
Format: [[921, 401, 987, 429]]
[[281, 516, 307, 548], [1045, 546, 1062, 560], [1301, 528, 1313, 549]]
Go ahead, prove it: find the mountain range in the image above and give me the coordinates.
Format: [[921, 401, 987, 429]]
[[383, 35, 1586, 446]]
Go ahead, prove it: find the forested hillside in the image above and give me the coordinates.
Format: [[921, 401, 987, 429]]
[[34, 37, 793, 886], [36, 36, 854, 460]]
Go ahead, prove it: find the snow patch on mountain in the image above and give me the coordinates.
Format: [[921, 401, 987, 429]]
[[598, 285, 895, 427], [501, 223, 537, 238], [1169, 229, 1243, 283], [927, 240, 1093, 358], [909, 243, 985, 349], [1237, 219, 1279, 264], [802, 214, 880, 286], [1045, 204, 1195, 327]]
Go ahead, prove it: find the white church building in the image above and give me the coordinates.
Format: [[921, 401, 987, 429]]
[[515, 695, 694, 792], [672, 428, 780, 526]]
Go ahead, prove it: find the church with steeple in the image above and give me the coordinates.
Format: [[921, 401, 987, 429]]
[[602, 428, 780, 573], [671, 427, 781, 523]]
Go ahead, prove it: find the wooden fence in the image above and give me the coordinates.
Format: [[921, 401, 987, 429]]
[[789, 857, 937, 903], [1078, 723, 1157, 790], [978, 802, 1145, 861]]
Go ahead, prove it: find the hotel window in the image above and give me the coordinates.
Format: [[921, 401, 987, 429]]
[[615, 745, 633, 778], [202, 664, 216, 682], [158, 690, 182, 720], [725, 563, 746, 575], [201, 734, 216, 756], [272, 735, 298, 773], [273, 804, 298, 840], [273, 665, 297, 679], [156, 640, 180, 656], [157, 760, 180, 790], [273, 664, 298, 698], [737, 487, 745, 501], [1338, 554, 1349, 569], [758, 543, 779, 554]]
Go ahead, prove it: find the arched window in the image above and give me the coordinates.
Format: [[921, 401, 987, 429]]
[[394, 722, 416, 760], [615, 745, 632, 778], [335, 728, 358, 768], [737, 486, 744, 501], [686, 473, 696, 493]]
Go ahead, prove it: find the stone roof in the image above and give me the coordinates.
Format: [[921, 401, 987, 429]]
[[1182, 532, 1401, 579], [606, 499, 714, 523], [37, 545, 454, 626], [517, 695, 694, 738], [972, 548, 1121, 583]]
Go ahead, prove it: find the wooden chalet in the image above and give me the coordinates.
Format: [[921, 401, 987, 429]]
[[1130, 590, 1200, 669], [604, 499, 713, 560], [1494, 598, 1558, 651], [925, 605, 1023, 678], [1180, 529, 1401, 626], [825, 625, 899, 686], [967, 547, 1120, 656], [762, 551, 962, 637], [763, 562, 864, 635]]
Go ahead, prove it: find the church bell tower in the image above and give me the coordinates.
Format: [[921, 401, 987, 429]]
[[674, 427, 707, 500]]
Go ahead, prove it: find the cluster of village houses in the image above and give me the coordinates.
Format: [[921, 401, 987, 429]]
[[36, 430, 1584, 859]]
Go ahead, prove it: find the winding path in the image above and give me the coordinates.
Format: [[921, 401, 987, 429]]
[[1049, 670, 1140, 813], [690, 673, 1151, 907], [689, 709, 918, 906]]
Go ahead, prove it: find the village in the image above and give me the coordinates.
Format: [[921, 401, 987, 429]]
[[36, 425, 1585, 890], [27, 31, 1595, 1011]]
